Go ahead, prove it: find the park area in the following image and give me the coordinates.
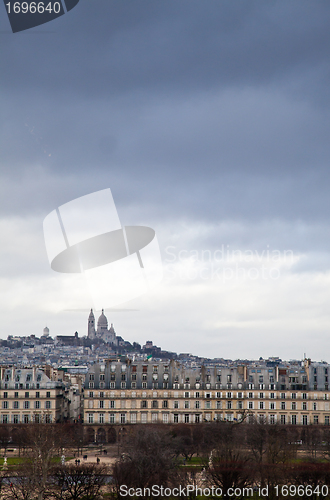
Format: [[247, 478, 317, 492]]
[[0, 422, 330, 499]]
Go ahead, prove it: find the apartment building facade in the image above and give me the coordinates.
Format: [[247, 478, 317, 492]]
[[0, 367, 66, 424], [83, 358, 330, 432]]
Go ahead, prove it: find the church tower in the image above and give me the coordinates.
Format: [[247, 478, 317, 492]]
[[97, 309, 108, 336], [88, 309, 96, 339]]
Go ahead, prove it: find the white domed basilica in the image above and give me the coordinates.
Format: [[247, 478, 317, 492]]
[[87, 309, 117, 345]]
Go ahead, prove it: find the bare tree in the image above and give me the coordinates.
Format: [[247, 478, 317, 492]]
[[111, 426, 177, 498], [202, 423, 254, 500], [50, 463, 107, 500], [0, 425, 11, 456]]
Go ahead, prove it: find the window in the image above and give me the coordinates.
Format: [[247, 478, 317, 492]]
[[89, 374, 94, 381], [184, 401, 189, 409], [259, 393, 264, 399], [36, 392, 40, 398], [13, 401, 19, 409], [291, 393, 297, 399], [13, 414, 19, 424], [195, 401, 200, 409], [25, 392, 29, 398], [14, 392, 18, 398], [35, 401, 40, 409], [205, 401, 211, 409], [227, 401, 232, 409], [45, 401, 51, 409], [280, 415, 286, 425], [325, 416, 330, 425], [99, 413, 104, 424], [110, 401, 115, 409], [152, 400, 158, 409], [130, 413, 137, 424], [302, 415, 308, 425], [302, 402, 307, 410], [195, 392, 200, 398], [88, 413, 94, 424], [248, 392, 253, 398], [141, 401, 147, 408], [162, 413, 169, 424], [259, 402, 264, 409], [120, 414, 126, 424], [99, 400, 104, 409], [46, 392, 50, 398], [291, 402, 296, 410], [302, 393, 307, 399], [23, 415, 29, 424], [2, 401, 8, 409], [141, 413, 147, 423], [281, 393, 286, 399], [269, 415, 275, 424], [217, 401, 222, 409], [174, 414, 179, 423], [24, 401, 29, 409], [314, 415, 319, 425], [270, 402, 275, 410], [291, 415, 297, 425], [109, 413, 115, 424], [184, 414, 190, 423], [174, 401, 179, 409], [313, 402, 317, 411], [248, 401, 254, 409], [281, 402, 286, 410]]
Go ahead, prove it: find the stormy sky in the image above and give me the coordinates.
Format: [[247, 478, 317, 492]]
[[1, 0, 330, 360]]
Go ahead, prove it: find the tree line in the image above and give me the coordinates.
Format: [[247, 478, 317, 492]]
[[0, 421, 330, 499], [111, 421, 330, 500]]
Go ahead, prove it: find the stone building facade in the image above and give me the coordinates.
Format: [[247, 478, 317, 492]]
[[83, 358, 330, 431], [0, 367, 66, 424]]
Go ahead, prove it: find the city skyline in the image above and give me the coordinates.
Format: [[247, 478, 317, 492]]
[[1, 1, 330, 360]]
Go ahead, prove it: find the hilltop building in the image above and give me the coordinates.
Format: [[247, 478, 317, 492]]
[[88, 309, 118, 345]]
